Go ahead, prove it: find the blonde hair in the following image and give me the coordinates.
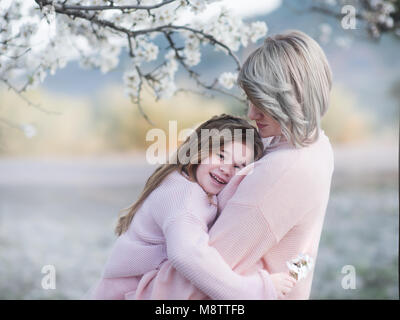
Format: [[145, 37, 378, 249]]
[[115, 114, 264, 236], [238, 30, 332, 147]]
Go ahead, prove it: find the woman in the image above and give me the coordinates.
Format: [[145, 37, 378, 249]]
[[124, 29, 334, 300]]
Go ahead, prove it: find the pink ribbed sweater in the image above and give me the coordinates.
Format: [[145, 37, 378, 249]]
[[90, 130, 333, 300], [90, 168, 277, 300]]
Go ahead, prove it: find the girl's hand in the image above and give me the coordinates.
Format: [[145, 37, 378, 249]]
[[270, 272, 297, 299]]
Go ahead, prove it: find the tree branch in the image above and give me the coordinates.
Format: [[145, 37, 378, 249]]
[[36, 1, 242, 71], [0, 77, 62, 115], [42, 0, 178, 12]]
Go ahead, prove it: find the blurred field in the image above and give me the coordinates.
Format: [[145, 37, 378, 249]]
[[0, 83, 398, 299], [0, 84, 382, 156], [0, 142, 398, 300]]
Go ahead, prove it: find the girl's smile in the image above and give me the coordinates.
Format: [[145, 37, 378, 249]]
[[196, 141, 254, 195]]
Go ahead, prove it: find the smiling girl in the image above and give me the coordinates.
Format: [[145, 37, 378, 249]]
[[89, 114, 296, 300]]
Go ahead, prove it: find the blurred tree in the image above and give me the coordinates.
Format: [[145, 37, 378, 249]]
[[0, 0, 268, 123], [311, 0, 400, 40], [1, 0, 398, 127]]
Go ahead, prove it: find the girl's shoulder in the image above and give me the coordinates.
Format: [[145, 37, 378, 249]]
[[163, 170, 214, 208], [162, 170, 207, 199], [149, 170, 217, 226], [149, 170, 204, 199]]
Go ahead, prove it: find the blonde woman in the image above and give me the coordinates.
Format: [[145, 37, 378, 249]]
[[131, 30, 334, 300], [89, 114, 296, 300]]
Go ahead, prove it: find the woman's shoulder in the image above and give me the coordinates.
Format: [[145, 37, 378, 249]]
[[259, 132, 332, 170], [254, 147, 302, 177], [241, 133, 333, 193]]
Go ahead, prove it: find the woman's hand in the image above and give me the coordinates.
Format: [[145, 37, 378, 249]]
[[270, 272, 297, 299]]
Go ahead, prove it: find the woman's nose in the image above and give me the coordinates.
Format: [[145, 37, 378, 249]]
[[247, 103, 261, 120]]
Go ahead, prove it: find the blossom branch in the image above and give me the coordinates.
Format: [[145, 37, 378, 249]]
[[38, 0, 178, 12], [163, 31, 244, 103]]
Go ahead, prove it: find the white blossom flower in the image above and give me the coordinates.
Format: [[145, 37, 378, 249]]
[[384, 16, 394, 28], [41, 4, 56, 25], [319, 23, 332, 44], [123, 67, 141, 99], [286, 253, 314, 281], [249, 21, 268, 43], [382, 2, 395, 15], [335, 36, 352, 48], [165, 50, 176, 61], [218, 72, 237, 89], [133, 41, 159, 64], [21, 124, 37, 139], [19, 23, 38, 39], [154, 7, 175, 25], [183, 47, 201, 66], [189, 0, 207, 13], [156, 78, 177, 99], [27, 67, 47, 89]]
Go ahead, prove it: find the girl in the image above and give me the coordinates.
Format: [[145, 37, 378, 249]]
[[89, 114, 296, 300]]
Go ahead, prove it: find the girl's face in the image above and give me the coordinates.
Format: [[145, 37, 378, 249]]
[[247, 101, 282, 138], [196, 141, 254, 195]]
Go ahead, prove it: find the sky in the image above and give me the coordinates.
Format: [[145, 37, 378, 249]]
[[177, 0, 282, 22]]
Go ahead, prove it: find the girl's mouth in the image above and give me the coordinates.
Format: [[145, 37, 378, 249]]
[[209, 173, 227, 185]]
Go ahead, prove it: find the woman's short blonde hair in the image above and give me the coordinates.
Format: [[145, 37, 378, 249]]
[[238, 30, 332, 147]]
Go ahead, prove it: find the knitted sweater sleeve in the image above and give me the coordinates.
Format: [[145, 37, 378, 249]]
[[208, 150, 315, 268], [159, 183, 277, 300]]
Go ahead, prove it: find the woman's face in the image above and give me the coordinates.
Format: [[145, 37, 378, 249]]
[[196, 141, 253, 195], [247, 101, 282, 138]]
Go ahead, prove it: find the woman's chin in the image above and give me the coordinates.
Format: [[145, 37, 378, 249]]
[[258, 129, 274, 138]]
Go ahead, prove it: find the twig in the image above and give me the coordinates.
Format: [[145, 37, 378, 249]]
[[0, 77, 62, 115], [48, 0, 177, 12]]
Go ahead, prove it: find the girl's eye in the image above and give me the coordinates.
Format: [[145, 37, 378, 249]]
[[218, 154, 225, 160]]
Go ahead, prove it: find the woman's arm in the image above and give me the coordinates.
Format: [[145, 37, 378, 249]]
[[163, 212, 278, 300], [151, 157, 305, 300]]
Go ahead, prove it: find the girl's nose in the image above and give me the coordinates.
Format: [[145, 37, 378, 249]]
[[220, 163, 234, 178]]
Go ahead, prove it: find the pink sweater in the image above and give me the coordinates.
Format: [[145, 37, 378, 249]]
[[90, 169, 277, 300], [90, 130, 333, 300]]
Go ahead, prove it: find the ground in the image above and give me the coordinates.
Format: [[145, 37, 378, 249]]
[[0, 144, 398, 299]]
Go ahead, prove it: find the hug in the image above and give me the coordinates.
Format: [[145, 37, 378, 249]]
[[88, 29, 334, 300]]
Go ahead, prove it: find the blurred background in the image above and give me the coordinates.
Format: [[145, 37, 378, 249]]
[[0, 0, 398, 299]]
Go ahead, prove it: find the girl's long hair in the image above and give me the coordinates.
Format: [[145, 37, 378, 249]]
[[115, 114, 264, 236]]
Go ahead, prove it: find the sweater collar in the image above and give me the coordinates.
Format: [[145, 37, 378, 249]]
[[263, 134, 291, 153], [263, 130, 328, 154]]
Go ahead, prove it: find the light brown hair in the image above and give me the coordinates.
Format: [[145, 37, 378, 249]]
[[115, 114, 264, 236]]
